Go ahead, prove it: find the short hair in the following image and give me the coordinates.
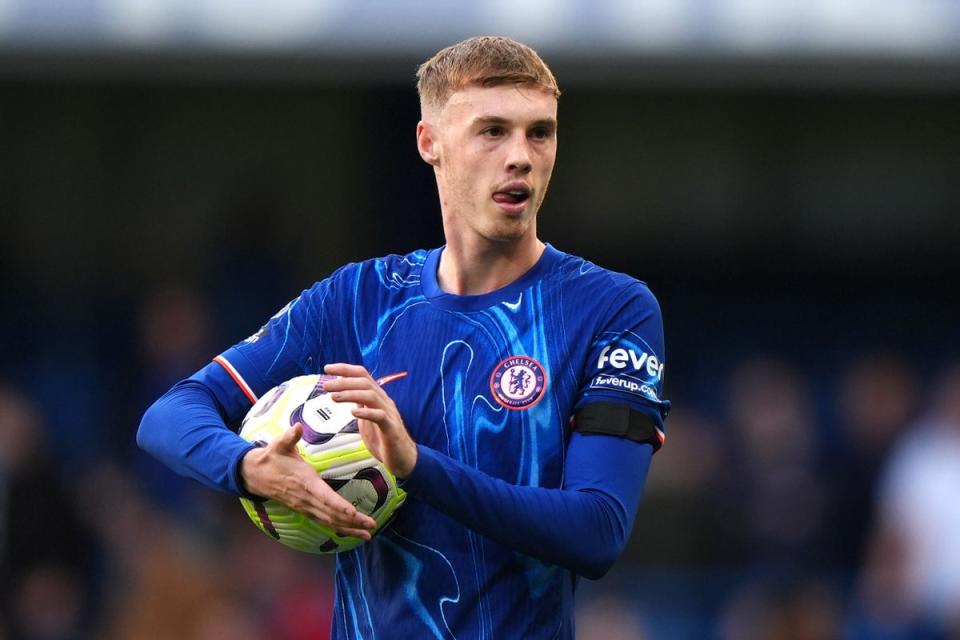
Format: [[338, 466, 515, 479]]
[[416, 36, 560, 114]]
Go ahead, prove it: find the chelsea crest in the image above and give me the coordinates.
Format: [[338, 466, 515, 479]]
[[490, 356, 547, 410]]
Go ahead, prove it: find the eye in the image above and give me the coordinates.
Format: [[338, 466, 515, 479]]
[[529, 126, 553, 140], [482, 126, 504, 138]]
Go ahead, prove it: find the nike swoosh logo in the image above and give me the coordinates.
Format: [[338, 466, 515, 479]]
[[503, 293, 522, 310]]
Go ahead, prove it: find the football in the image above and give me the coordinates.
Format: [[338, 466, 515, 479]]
[[238, 374, 406, 554]]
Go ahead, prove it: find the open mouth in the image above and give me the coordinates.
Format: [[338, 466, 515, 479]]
[[492, 184, 531, 208]]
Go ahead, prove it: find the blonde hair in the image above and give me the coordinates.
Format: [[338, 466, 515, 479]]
[[416, 36, 560, 114]]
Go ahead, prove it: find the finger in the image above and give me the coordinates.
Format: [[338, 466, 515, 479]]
[[269, 467, 373, 530], [352, 406, 388, 426], [309, 478, 378, 529], [312, 502, 376, 531], [331, 389, 382, 407], [336, 528, 374, 541], [274, 422, 303, 451], [324, 363, 373, 378], [308, 476, 355, 511], [323, 376, 378, 392], [307, 504, 376, 533], [325, 507, 378, 531]]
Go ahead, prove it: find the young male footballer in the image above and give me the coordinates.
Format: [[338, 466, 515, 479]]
[[139, 36, 670, 638]]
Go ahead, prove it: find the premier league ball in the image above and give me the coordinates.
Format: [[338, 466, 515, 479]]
[[238, 374, 406, 554]]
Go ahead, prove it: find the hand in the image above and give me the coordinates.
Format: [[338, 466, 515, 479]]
[[323, 363, 418, 479], [240, 422, 377, 539]]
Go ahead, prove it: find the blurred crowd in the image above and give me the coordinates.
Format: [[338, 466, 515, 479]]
[[2, 284, 959, 640], [580, 355, 960, 640]]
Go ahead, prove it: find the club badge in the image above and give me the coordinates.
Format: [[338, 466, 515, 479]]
[[490, 355, 547, 410]]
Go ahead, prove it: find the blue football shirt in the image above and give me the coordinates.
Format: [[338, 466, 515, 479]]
[[191, 244, 669, 638]]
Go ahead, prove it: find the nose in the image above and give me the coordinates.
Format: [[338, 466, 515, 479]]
[[505, 133, 532, 175]]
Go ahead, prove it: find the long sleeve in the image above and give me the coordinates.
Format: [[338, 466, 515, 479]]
[[401, 432, 653, 579], [137, 379, 257, 497]]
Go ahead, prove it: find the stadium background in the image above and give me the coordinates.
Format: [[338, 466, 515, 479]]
[[1, 2, 959, 638]]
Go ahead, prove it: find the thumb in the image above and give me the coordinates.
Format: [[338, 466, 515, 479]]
[[275, 422, 303, 451]]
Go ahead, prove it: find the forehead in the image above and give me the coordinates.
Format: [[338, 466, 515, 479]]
[[440, 84, 558, 125]]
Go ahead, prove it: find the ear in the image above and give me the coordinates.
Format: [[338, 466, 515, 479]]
[[416, 120, 440, 167]]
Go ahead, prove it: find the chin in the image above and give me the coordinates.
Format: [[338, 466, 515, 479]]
[[483, 223, 533, 244]]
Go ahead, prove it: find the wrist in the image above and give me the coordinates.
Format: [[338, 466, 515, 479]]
[[238, 443, 268, 501], [395, 442, 419, 481]]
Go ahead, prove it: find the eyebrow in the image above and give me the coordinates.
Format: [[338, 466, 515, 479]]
[[472, 115, 558, 130]]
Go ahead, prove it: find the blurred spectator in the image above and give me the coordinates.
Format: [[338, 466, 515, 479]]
[[79, 462, 336, 640], [190, 598, 263, 640], [124, 285, 215, 518], [626, 408, 733, 567], [838, 352, 918, 461], [11, 564, 85, 640], [577, 592, 649, 640], [0, 385, 94, 639], [854, 365, 960, 637], [262, 565, 335, 640], [137, 285, 213, 388], [721, 356, 830, 571], [219, 506, 335, 640], [720, 578, 842, 640], [205, 173, 299, 345], [827, 352, 918, 569], [77, 463, 247, 640], [847, 526, 937, 639]]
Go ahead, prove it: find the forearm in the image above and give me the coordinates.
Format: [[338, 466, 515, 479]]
[[137, 379, 256, 496], [401, 433, 652, 579]]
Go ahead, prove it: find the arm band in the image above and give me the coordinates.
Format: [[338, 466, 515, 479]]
[[574, 402, 663, 452]]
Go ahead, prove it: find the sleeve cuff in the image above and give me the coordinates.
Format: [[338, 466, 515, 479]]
[[230, 441, 266, 501], [396, 444, 443, 496]]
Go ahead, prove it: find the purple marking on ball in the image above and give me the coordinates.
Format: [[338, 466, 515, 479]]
[[253, 501, 280, 540], [324, 469, 387, 510], [307, 375, 335, 401], [355, 467, 390, 511], [324, 477, 348, 491], [298, 419, 336, 445], [318, 539, 339, 552], [289, 403, 305, 428]]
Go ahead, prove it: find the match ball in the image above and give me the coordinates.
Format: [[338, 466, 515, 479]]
[[238, 374, 406, 554]]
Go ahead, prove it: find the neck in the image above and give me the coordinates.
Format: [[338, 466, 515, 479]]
[[437, 233, 545, 296]]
